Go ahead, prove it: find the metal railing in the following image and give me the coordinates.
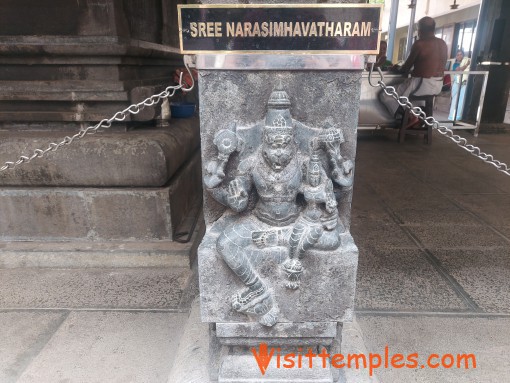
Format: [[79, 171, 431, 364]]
[[443, 70, 489, 137], [359, 70, 489, 137]]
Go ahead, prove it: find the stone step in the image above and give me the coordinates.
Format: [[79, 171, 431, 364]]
[[0, 91, 128, 102], [0, 55, 180, 66], [0, 80, 126, 92], [0, 111, 129, 122], [0, 184, 202, 242], [0, 36, 182, 58], [0, 239, 200, 269], [0, 180, 203, 245], [0, 263, 197, 310], [0, 118, 200, 186], [0, 77, 175, 93], [0, 63, 175, 82]]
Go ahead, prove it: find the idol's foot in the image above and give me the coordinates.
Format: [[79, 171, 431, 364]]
[[231, 286, 279, 327], [259, 305, 279, 327], [231, 284, 267, 311]]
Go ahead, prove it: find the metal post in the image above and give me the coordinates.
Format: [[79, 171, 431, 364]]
[[475, 71, 489, 137], [452, 73, 463, 123], [386, 0, 400, 63], [405, 0, 417, 59]]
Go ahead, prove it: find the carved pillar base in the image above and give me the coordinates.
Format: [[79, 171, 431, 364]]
[[211, 323, 344, 382], [197, 64, 362, 382]]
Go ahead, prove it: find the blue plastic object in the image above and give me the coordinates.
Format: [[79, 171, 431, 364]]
[[170, 102, 196, 118]]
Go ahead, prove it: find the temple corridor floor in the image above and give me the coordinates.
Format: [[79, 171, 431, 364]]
[[352, 129, 510, 382], [0, 129, 508, 382]]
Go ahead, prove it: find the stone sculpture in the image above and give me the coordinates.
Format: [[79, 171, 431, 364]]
[[203, 86, 354, 327]]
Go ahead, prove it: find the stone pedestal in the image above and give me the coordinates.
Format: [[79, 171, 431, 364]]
[[0, 1, 203, 266], [196, 55, 363, 381]]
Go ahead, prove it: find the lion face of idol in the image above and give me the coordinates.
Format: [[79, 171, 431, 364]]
[[262, 132, 295, 172]]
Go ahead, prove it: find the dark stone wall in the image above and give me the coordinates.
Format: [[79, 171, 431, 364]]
[[0, 0, 183, 48], [125, 0, 163, 43], [0, 0, 129, 37], [0, 0, 186, 128], [464, 0, 510, 124]]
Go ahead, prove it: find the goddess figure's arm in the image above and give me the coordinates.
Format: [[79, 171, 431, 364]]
[[324, 178, 338, 214]]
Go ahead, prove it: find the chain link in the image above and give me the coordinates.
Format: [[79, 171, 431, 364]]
[[0, 62, 195, 173], [369, 65, 510, 177], [3, 62, 509, 178]]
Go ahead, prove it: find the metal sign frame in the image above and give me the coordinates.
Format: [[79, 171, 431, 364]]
[[178, 3, 383, 55]]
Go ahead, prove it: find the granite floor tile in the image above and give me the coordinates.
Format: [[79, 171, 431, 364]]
[[351, 219, 417, 248], [357, 315, 510, 383], [351, 199, 389, 220], [351, 182, 389, 218], [0, 311, 67, 383], [400, 159, 507, 195], [431, 248, 510, 313], [449, 159, 510, 194], [0, 267, 191, 309], [400, 155, 510, 195], [17, 311, 188, 383], [392, 209, 482, 226], [362, 172, 428, 192], [365, 177, 463, 211], [499, 226, 510, 240], [355, 247, 468, 311], [425, 173, 502, 195], [405, 225, 509, 249], [449, 194, 510, 228]]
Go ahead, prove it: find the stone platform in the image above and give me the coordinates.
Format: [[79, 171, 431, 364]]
[[168, 299, 377, 383], [0, 118, 201, 242]]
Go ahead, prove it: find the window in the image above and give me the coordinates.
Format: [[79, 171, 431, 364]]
[[454, 20, 477, 57], [436, 25, 455, 58]]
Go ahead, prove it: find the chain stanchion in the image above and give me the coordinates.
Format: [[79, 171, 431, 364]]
[[0, 60, 196, 173], [369, 64, 510, 177]]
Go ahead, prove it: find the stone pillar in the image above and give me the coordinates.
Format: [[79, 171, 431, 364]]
[[465, 0, 510, 126], [195, 3, 365, 379]]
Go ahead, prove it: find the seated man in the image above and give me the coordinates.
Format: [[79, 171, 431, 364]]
[[380, 16, 448, 128], [374, 40, 393, 70]]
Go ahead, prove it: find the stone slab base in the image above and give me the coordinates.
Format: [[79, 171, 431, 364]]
[[0, 150, 202, 242], [0, 118, 200, 187], [218, 355, 334, 383], [216, 321, 338, 346], [167, 300, 379, 383], [0, 238, 199, 269]]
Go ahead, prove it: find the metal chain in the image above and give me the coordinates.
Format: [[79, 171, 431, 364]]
[[0, 62, 196, 173], [369, 65, 510, 177]]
